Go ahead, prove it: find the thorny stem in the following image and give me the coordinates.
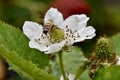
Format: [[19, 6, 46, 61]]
[[58, 51, 67, 80]]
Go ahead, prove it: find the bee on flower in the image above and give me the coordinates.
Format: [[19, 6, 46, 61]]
[[23, 7, 96, 54]]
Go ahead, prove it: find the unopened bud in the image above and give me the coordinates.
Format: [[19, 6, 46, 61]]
[[95, 37, 115, 62]]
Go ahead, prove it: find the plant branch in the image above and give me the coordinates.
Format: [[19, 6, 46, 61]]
[[58, 51, 67, 80]]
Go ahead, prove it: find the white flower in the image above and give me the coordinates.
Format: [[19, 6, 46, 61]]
[[23, 7, 96, 54], [60, 73, 75, 80]]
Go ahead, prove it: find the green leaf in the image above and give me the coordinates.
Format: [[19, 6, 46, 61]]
[[74, 64, 88, 80], [0, 21, 48, 68], [0, 21, 54, 79], [79, 69, 89, 80], [111, 33, 120, 55], [0, 45, 58, 80], [93, 66, 120, 80], [62, 47, 85, 74]]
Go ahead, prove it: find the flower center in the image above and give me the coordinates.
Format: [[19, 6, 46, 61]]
[[43, 20, 65, 43], [50, 26, 65, 43]]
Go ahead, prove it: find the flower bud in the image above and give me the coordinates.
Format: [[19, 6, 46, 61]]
[[95, 37, 115, 62]]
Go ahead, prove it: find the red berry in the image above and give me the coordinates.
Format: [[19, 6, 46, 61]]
[[52, 0, 90, 19]]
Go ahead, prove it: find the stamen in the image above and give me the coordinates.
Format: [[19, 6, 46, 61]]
[[35, 39, 41, 44], [41, 34, 43, 38], [72, 35, 74, 38], [69, 35, 71, 37], [66, 33, 69, 36], [70, 29, 72, 34], [66, 25, 68, 28], [66, 41, 68, 43], [38, 38, 40, 41], [75, 30, 77, 32]]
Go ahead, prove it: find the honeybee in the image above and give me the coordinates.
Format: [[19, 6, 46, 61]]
[[43, 20, 64, 42], [43, 20, 54, 34]]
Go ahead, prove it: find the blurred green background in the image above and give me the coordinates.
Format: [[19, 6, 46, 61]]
[[0, 0, 51, 27]]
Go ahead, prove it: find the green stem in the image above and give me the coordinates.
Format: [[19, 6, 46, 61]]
[[58, 51, 67, 80], [74, 64, 87, 80]]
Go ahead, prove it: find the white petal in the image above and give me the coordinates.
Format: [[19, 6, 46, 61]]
[[74, 34, 86, 42], [74, 26, 95, 42], [23, 21, 43, 40], [81, 26, 96, 39], [45, 41, 66, 54], [29, 40, 49, 51], [44, 7, 64, 27], [62, 14, 89, 32], [65, 38, 75, 46], [63, 14, 95, 44], [63, 14, 89, 45]]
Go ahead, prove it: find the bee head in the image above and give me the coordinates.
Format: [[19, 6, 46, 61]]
[[43, 25, 50, 34], [43, 20, 54, 34]]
